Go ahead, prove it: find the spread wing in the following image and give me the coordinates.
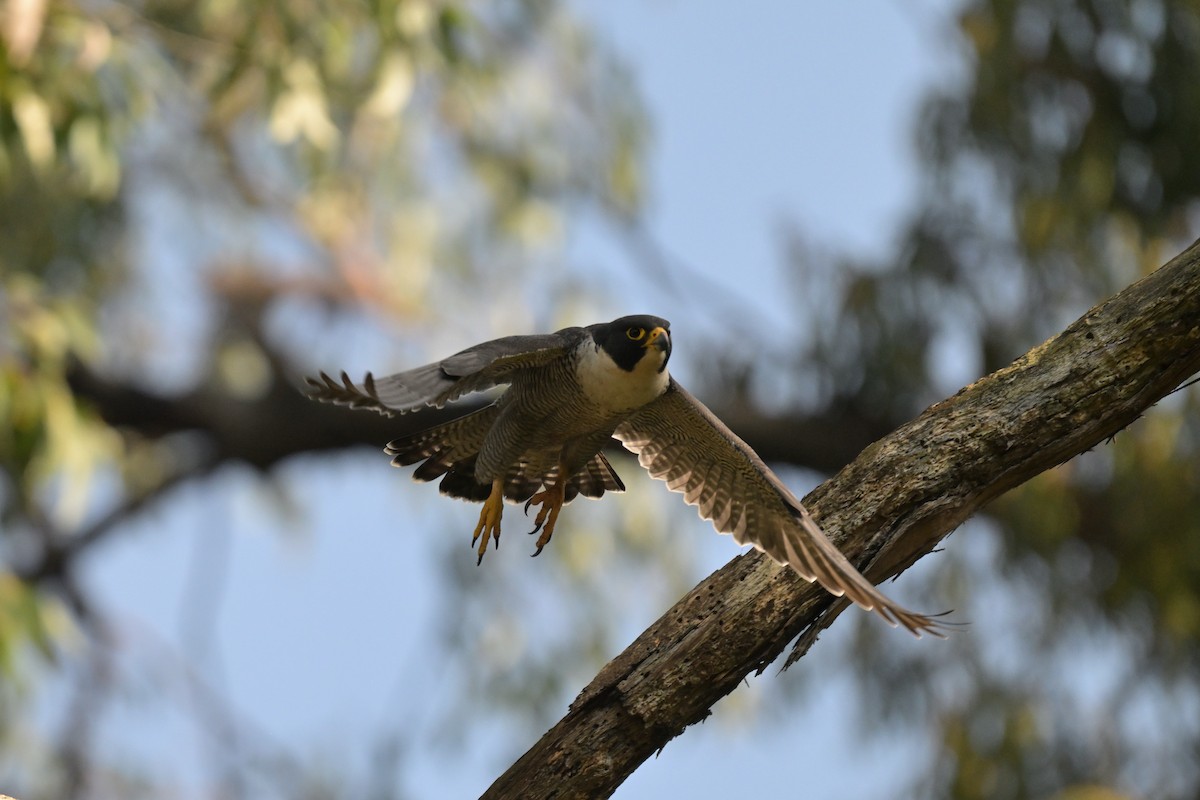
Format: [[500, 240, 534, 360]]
[[614, 378, 945, 637], [305, 328, 584, 416]]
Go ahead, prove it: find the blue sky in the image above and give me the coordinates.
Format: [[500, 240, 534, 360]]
[[31, 2, 967, 798], [575, 1, 958, 308]]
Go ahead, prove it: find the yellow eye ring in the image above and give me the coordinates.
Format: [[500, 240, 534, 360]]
[[626, 327, 645, 341]]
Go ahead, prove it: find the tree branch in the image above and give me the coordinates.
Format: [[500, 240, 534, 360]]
[[482, 238, 1200, 799], [66, 359, 889, 475]]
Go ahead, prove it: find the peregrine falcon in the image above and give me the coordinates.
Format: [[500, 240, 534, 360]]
[[307, 315, 943, 636]]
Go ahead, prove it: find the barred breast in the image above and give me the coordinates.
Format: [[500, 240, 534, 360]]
[[472, 339, 668, 481]]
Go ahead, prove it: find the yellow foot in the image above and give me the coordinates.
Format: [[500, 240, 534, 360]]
[[471, 478, 505, 565], [524, 481, 566, 557]]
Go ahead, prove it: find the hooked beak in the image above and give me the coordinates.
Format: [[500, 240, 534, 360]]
[[643, 326, 670, 353]]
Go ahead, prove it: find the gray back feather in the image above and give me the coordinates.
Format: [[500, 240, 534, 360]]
[[306, 329, 582, 416]]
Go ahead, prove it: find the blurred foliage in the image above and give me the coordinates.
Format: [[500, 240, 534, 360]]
[[4, 0, 1200, 797]]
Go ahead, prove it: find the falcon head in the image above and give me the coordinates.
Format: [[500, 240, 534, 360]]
[[592, 315, 672, 373]]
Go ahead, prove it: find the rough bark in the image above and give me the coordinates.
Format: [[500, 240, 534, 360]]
[[481, 238, 1200, 800]]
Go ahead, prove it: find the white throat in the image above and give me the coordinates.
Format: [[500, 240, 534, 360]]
[[576, 341, 670, 415]]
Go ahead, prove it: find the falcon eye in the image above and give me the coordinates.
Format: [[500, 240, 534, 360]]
[[626, 327, 645, 341]]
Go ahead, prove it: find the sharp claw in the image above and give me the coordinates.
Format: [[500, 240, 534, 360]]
[[472, 480, 505, 565], [519, 482, 560, 559]]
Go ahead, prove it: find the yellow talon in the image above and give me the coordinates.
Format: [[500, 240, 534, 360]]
[[472, 478, 505, 565], [525, 480, 566, 557]]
